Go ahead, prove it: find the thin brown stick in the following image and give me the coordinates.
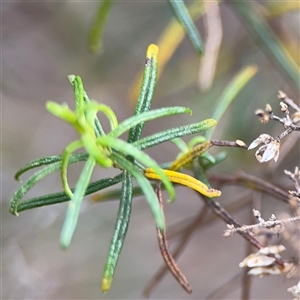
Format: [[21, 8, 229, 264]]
[[207, 172, 290, 203], [144, 205, 207, 298], [144, 193, 252, 297], [211, 139, 248, 149], [241, 203, 254, 300], [153, 183, 192, 296], [204, 196, 264, 250]]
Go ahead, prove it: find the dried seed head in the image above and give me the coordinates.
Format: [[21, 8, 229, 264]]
[[255, 109, 269, 123], [255, 109, 265, 117], [252, 209, 261, 218], [278, 90, 286, 100], [235, 139, 247, 147], [280, 101, 288, 112], [265, 104, 272, 113]]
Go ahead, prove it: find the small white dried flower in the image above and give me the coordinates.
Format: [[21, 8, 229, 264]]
[[278, 90, 286, 100], [265, 103, 272, 113], [248, 134, 273, 150], [248, 134, 280, 163], [247, 256, 275, 268], [235, 139, 247, 147], [258, 245, 286, 255], [280, 101, 288, 112], [287, 280, 300, 299], [239, 245, 290, 277]]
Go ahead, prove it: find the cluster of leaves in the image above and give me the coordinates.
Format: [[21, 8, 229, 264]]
[[10, 44, 225, 293]]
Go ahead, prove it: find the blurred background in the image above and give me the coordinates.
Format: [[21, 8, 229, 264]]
[[2, 1, 299, 299]]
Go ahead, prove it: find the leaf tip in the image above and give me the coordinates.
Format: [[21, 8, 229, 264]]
[[68, 74, 76, 85], [147, 44, 159, 58], [102, 277, 112, 293]]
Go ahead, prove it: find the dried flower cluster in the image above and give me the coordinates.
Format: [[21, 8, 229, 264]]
[[224, 167, 300, 298], [239, 245, 293, 277], [248, 91, 300, 163], [224, 209, 300, 237]]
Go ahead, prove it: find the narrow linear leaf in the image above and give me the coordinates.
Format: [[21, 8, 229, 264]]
[[168, 0, 204, 55], [229, 1, 299, 91], [60, 157, 96, 249], [88, 0, 115, 54], [127, 45, 154, 143], [17, 174, 123, 213], [102, 170, 133, 293], [110, 106, 192, 138], [144, 168, 221, 198], [61, 140, 84, 198], [206, 65, 258, 139], [68, 75, 105, 137], [169, 141, 212, 171], [111, 153, 165, 232], [14, 153, 88, 181], [129, 3, 205, 102], [46, 102, 78, 126], [10, 154, 89, 216], [134, 118, 216, 150], [128, 44, 159, 143], [73, 76, 84, 112], [85, 102, 118, 132]]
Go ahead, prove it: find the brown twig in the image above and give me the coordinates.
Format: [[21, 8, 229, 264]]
[[207, 172, 290, 203], [144, 194, 252, 297], [211, 139, 248, 149], [144, 205, 207, 298], [153, 183, 192, 296]]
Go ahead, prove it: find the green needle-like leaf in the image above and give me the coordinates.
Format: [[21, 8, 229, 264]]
[[10, 154, 90, 216], [60, 157, 96, 249], [206, 65, 257, 139], [68, 75, 106, 136], [46, 102, 78, 126], [102, 170, 133, 293], [61, 140, 84, 198], [73, 76, 84, 112], [128, 44, 159, 143], [85, 102, 118, 132], [135, 118, 216, 150], [110, 106, 192, 138], [88, 0, 115, 54], [16, 174, 123, 213], [168, 0, 204, 55], [14, 154, 88, 181], [111, 153, 165, 231]]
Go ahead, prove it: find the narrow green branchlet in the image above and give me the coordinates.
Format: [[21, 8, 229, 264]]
[[102, 170, 132, 293], [88, 0, 115, 54], [9, 43, 222, 295], [168, 0, 204, 55]]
